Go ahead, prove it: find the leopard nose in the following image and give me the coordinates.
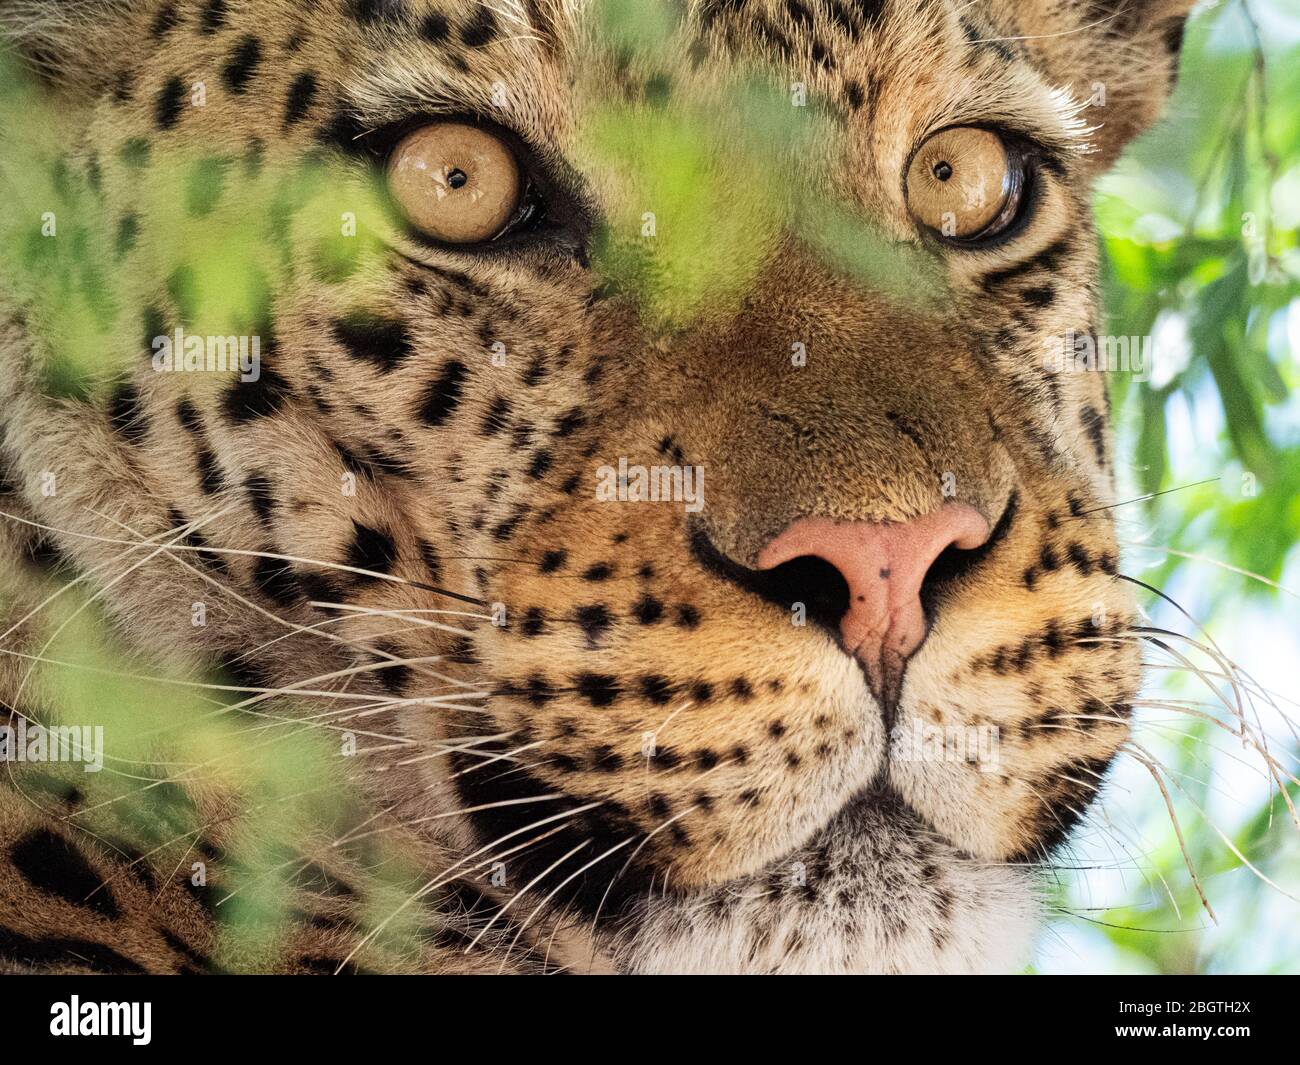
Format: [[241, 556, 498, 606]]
[[756, 505, 992, 709]]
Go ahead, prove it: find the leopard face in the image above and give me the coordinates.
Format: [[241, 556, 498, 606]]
[[0, 0, 1193, 973]]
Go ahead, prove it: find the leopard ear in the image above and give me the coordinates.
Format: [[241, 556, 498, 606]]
[[1014, 0, 1198, 173]]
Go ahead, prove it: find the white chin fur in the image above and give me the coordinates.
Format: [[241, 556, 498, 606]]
[[606, 793, 1040, 974]]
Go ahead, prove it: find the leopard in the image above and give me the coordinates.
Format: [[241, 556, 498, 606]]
[[0, 0, 1196, 974]]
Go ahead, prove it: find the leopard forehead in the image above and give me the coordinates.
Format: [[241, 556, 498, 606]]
[[0, 0, 1192, 971]]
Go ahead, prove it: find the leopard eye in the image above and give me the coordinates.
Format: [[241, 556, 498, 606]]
[[905, 127, 1023, 242], [387, 122, 523, 244]]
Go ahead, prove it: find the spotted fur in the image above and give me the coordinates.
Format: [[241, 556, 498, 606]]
[[0, 0, 1193, 973]]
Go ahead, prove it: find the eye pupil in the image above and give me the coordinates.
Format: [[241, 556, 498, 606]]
[[933, 161, 953, 182], [447, 167, 469, 190]]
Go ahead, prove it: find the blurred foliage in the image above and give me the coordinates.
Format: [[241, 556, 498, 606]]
[[579, 0, 942, 327], [1102, 0, 1300, 591], [1048, 0, 1300, 974], [3, 588, 428, 972], [0, 54, 398, 401]]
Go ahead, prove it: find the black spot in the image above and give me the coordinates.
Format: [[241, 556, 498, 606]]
[[656, 744, 683, 773], [575, 604, 612, 645], [168, 514, 222, 575], [417, 539, 442, 581], [175, 397, 203, 434], [550, 752, 580, 773], [222, 36, 262, 94], [194, 446, 224, 495], [575, 672, 620, 707], [460, 7, 498, 46], [298, 570, 342, 605], [582, 562, 612, 582], [526, 450, 553, 480], [284, 72, 319, 127], [675, 604, 700, 629], [11, 829, 120, 919], [112, 70, 135, 104], [591, 745, 623, 772], [1022, 284, 1055, 309], [979, 237, 1071, 292], [161, 929, 216, 973], [378, 660, 411, 695], [332, 312, 413, 372], [155, 75, 186, 130], [1080, 404, 1107, 464], [151, 2, 180, 38], [243, 473, 276, 527], [254, 555, 301, 606], [185, 156, 229, 217], [492, 505, 527, 542], [691, 681, 714, 703], [521, 607, 546, 637], [316, 107, 369, 156], [1163, 16, 1187, 55], [640, 675, 674, 704], [539, 549, 566, 573], [644, 73, 671, 107], [0, 925, 146, 974], [346, 520, 397, 576], [521, 354, 547, 386], [1067, 542, 1093, 576], [785, 0, 814, 27], [348, 0, 406, 23], [418, 360, 468, 426], [200, 0, 228, 34], [120, 137, 151, 169], [844, 79, 865, 110], [480, 394, 512, 436], [109, 213, 140, 261], [221, 363, 290, 423], [420, 12, 450, 41], [106, 381, 148, 445], [554, 408, 586, 437], [632, 595, 663, 624]]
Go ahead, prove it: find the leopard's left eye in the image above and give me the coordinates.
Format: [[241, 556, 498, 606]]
[[905, 127, 1025, 243], [387, 121, 524, 244]]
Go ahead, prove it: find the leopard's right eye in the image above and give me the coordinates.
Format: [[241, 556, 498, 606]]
[[387, 121, 524, 245], [905, 126, 1025, 243]]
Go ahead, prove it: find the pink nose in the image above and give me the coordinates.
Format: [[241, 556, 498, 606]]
[[756, 504, 992, 706]]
